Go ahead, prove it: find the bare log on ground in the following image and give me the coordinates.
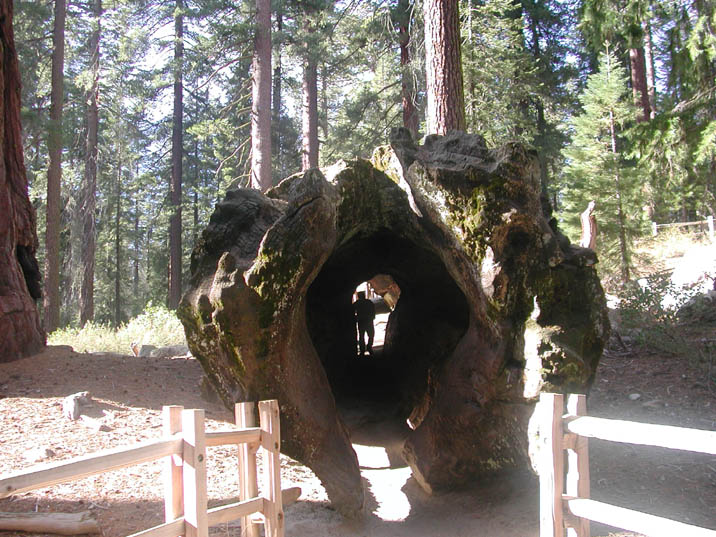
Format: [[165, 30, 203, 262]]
[[0, 511, 100, 535]]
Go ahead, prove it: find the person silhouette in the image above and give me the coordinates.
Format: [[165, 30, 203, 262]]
[[353, 291, 376, 356]]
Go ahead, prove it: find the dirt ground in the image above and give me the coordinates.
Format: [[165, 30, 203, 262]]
[[0, 320, 714, 537]]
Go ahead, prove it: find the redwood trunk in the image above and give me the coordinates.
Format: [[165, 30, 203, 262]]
[[424, 0, 465, 134], [250, 0, 272, 191], [0, 0, 46, 361], [629, 47, 651, 122], [302, 61, 318, 170], [80, 0, 101, 326], [397, 0, 418, 137], [168, 0, 183, 309], [272, 12, 282, 176], [642, 18, 656, 119], [44, 0, 66, 332]]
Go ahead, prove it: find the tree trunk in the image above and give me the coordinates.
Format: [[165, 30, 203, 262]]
[[642, 18, 656, 119], [168, 0, 183, 309], [114, 152, 121, 327], [80, 0, 101, 326], [610, 109, 630, 282], [629, 46, 651, 122], [320, 63, 329, 143], [424, 0, 465, 134], [397, 0, 418, 137], [133, 196, 139, 308], [250, 0, 272, 191], [272, 11, 282, 177], [44, 0, 66, 332], [302, 60, 318, 170], [0, 0, 46, 361]]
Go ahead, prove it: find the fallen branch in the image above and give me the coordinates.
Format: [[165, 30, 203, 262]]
[[0, 511, 100, 535]]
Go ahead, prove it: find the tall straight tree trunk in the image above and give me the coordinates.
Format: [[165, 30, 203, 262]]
[[629, 46, 651, 122], [168, 0, 183, 309], [609, 109, 630, 282], [302, 60, 318, 169], [0, 0, 46, 361], [114, 151, 121, 326], [80, 0, 101, 326], [251, 0, 272, 191], [320, 63, 329, 142], [424, 0, 465, 134], [642, 18, 656, 119], [397, 0, 418, 137], [272, 11, 282, 177], [133, 197, 139, 307], [44, 0, 66, 332]]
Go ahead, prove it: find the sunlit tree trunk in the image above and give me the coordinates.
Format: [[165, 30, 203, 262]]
[[80, 0, 101, 326], [629, 46, 651, 122], [272, 10, 282, 177], [44, 0, 66, 332], [424, 0, 465, 134], [168, 0, 183, 309], [396, 0, 418, 137], [302, 59, 318, 169], [251, 0, 272, 191], [0, 0, 45, 361]]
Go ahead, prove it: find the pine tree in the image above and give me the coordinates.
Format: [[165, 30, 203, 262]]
[[561, 45, 640, 283]]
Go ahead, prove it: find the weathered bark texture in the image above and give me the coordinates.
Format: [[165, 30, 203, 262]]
[[80, 0, 101, 326], [301, 61, 318, 170], [0, 0, 46, 361], [396, 0, 418, 137], [250, 0, 272, 192], [44, 0, 66, 332], [168, 0, 184, 309], [629, 46, 651, 122], [179, 130, 609, 516], [424, 0, 465, 134]]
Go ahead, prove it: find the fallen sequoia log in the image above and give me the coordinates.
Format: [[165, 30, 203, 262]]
[[0, 511, 99, 535], [179, 129, 609, 517]]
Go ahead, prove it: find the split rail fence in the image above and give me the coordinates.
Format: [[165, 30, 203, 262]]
[[539, 392, 716, 537], [651, 215, 714, 239], [0, 400, 287, 537]]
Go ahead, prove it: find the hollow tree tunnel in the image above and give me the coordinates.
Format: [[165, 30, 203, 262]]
[[179, 131, 610, 517], [306, 229, 469, 425]]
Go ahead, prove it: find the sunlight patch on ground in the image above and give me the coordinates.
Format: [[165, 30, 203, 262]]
[[353, 443, 391, 469], [353, 443, 412, 521], [363, 466, 413, 521]]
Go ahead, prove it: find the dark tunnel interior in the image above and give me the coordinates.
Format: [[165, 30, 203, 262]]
[[306, 228, 470, 438]]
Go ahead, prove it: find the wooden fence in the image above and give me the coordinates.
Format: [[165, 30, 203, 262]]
[[0, 400, 288, 537], [538, 393, 716, 537], [651, 216, 714, 239]]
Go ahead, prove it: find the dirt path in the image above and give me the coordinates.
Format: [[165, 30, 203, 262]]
[[0, 339, 714, 537]]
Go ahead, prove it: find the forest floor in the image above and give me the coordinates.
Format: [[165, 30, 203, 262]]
[[0, 317, 715, 537]]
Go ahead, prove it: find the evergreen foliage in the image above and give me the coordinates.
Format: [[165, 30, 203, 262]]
[[12, 0, 716, 328], [560, 46, 642, 282]]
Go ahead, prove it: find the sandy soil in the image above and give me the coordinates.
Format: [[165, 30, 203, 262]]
[[0, 319, 714, 537]]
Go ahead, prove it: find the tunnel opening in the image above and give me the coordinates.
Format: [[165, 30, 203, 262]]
[[306, 228, 470, 452]]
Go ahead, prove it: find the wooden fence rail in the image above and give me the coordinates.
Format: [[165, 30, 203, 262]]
[[539, 392, 716, 537], [651, 216, 714, 239], [0, 400, 289, 537]]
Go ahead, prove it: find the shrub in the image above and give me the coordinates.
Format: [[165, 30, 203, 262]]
[[49, 304, 186, 354]]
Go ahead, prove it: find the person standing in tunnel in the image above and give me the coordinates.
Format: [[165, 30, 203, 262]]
[[353, 291, 376, 356]]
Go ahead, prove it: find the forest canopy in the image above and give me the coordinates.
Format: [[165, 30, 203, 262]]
[[15, 0, 716, 329]]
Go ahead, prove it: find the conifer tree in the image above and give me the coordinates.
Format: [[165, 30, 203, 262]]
[[561, 45, 640, 282]]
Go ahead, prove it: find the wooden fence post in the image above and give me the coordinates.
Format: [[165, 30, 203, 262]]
[[236, 402, 260, 537], [162, 405, 184, 532], [182, 409, 208, 537], [539, 393, 565, 537], [259, 400, 284, 537], [651, 222, 658, 236], [708, 216, 714, 240], [565, 394, 590, 537]]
